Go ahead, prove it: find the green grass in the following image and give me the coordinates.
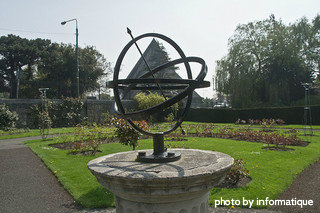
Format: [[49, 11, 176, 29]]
[[23, 139, 133, 208], [204, 135, 320, 208], [23, 130, 320, 209], [0, 127, 75, 140], [280, 124, 320, 129]]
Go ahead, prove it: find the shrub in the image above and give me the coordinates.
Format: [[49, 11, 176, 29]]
[[101, 112, 112, 125], [165, 112, 175, 122], [235, 118, 246, 125], [30, 104, 44, 128], [134, 92, 177, 123], [38, 110, 52, 139], [220, 159, 250, 187], [135, 92, 165, 110], [248, 119, 261, 125], [30, 96, 86, 128], [165, 131, 187, 142], [0, 104, 18, 130], [235, 118, 285, 128], [70, 124, 104, 154], [110, 115, 148, 150], [51, 97, 86, 127], [37, 93, 52, 139], [260, 118, 276, 132], [54, 123, 111, 155]]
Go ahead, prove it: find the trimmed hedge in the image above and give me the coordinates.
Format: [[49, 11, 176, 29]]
[[184, 105, 320, 125]]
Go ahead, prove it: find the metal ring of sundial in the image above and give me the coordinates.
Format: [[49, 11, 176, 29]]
[[107, 32, 210, 162]]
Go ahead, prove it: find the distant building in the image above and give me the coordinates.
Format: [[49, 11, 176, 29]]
[[122, 39, 203, 103], [213, 92, 229, 108]]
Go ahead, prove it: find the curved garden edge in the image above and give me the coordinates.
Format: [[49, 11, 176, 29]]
[[20, 127, 320, 210]]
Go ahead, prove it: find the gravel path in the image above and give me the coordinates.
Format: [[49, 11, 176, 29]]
[[2, 135, 318, 213], [0, 136, 79, 213], [268, 158, 320, 213]]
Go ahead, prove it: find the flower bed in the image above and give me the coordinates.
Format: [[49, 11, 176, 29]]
[[192, 125, 308, 149]]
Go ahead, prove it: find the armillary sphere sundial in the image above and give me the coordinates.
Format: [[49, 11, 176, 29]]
[[89, 29, 233, 213], [107, 28, 210, 163]]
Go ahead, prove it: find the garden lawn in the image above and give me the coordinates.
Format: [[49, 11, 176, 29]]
[[0, 127, 75, 140], [24, 131, 320, 209], [23, 139, 133, 208]]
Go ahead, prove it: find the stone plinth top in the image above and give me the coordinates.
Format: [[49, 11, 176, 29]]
[[88, 149, 233, 180], [88, 149, 233, 199]]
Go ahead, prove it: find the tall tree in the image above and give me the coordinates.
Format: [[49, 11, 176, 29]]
[[0, 35, 50, 98], [36, 44, 110, 98], [292, 15, 320, 85], [0, 35, 111, 99], [215, 15, 318, 108]]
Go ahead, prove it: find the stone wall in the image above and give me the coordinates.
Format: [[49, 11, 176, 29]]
[[0, 99, 132, 128], [84, 99, 114, 124], [0, 99, 42, 128]]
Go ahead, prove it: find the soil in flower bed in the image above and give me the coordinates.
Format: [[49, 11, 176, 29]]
[[187, 133, 310, 147], [68, 150, 102, 156], [49, 137, 118, 150]]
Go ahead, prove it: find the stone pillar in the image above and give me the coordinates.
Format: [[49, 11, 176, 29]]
[[88, 149, 233, 213], [115, 191, 209, 213]]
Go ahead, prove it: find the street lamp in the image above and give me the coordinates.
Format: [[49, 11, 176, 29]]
[[61, 18, 80, 98], [301, 82, 313, 135]]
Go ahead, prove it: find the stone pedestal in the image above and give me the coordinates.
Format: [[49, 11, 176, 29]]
[[87, 149, 233, 213]]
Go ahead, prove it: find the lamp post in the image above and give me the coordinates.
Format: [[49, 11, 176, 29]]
[[301, 82, 313, 135], [61, 18, 79, 98]]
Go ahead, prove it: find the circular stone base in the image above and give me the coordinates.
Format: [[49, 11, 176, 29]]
[[88, 149, 233, 213]]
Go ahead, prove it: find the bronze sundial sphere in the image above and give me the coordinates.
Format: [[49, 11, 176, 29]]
[[107, 29, 210, 162]]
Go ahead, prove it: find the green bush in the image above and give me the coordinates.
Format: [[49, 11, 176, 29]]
[[51, 97, 86, 127], [100, 112, 112, 125], [38, 110, 52, 139], [135, 92, 165, 109], [0, 104, 18, 130], [219, 159, 250, 188], [134, 92, 177, 122], [110, 115, 148, 150], [30, 97, 86, 128]]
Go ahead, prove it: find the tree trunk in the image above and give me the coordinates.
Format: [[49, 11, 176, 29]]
[[9, 78, 17, 99]]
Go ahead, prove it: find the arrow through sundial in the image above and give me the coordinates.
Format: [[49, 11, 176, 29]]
[[127, 27, 185, 134], [126, 27, 168, 100]]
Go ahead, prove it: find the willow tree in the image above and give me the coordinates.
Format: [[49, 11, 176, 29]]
[[215, 14, 319, 108]]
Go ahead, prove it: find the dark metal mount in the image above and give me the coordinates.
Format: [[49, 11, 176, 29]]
[[108, 30, 210, 163], [137, 133, 181, 163]]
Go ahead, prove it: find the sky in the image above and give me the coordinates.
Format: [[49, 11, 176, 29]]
[[0, 0, 319, 98]]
